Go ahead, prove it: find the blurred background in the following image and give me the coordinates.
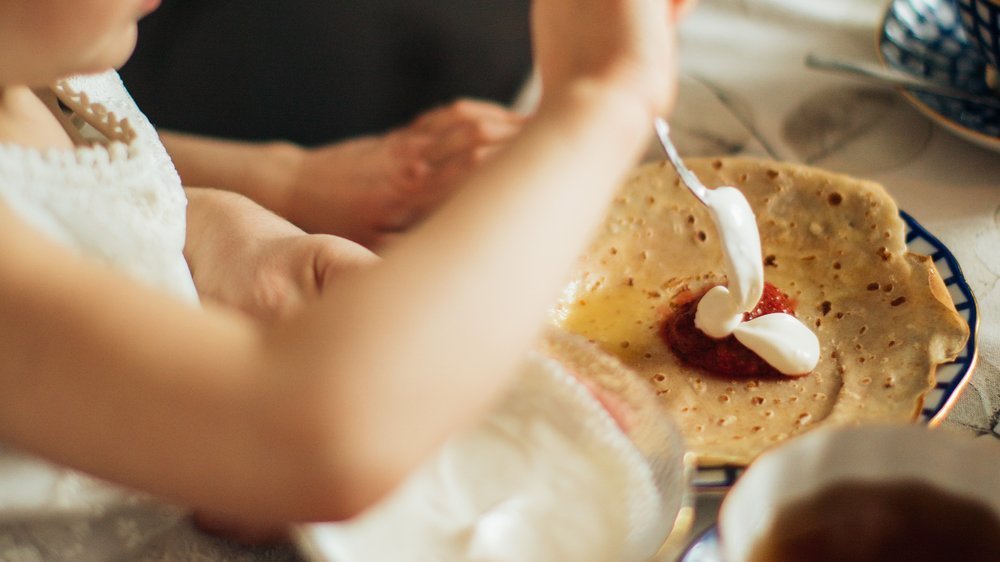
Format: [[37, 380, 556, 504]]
[[121, 0, 533, 145]]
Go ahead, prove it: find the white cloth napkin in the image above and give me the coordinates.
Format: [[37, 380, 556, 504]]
[[297, 353, 680, 562]]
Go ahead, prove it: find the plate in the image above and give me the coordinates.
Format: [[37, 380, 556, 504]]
[[877, 0, 1000, 152], [693, 210, 979, 489]]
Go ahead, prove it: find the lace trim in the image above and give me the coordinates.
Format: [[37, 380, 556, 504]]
[[0, 80, 144, 170], [51, 80, 137, 145]]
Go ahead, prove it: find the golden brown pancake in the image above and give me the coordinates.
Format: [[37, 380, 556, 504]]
[[549, 157, 969, 466]]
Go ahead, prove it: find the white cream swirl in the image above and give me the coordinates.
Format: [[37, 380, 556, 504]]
[[733, 313, 821, 375], [693, 186, 819, 376]]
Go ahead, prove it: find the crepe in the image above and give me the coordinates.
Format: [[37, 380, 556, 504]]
[[549, 157, 969, 466]]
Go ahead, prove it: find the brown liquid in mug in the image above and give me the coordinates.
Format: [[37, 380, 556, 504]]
[[746, 480, 1000, 562]]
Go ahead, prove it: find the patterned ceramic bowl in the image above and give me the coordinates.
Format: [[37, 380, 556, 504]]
[[955, 0, 1000, 82], [879, 0, 1000, 149]]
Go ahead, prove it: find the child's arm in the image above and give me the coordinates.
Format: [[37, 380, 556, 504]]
[[182, 186, 377, 323], [0, 0, 682, 526], [160, 99, 523, 250]]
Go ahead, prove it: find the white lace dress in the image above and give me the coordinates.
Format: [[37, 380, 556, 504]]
[[0, 71, 301, 561]]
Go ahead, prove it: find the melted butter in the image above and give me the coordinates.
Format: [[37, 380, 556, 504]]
[[558, 283, 661, 363]]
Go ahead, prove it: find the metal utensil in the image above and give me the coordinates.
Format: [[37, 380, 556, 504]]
[[805, 52, 1000, 110], [653, 117, 710, 205]]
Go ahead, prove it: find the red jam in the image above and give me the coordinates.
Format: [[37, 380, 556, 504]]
[[663, 282, 797, 378]]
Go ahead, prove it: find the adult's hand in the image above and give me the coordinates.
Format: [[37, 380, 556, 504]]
[[162, 99, 523, 251], [283, 99, 524, 249]]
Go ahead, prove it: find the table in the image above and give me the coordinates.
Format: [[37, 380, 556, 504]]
[[667, 0, 1000, 557]]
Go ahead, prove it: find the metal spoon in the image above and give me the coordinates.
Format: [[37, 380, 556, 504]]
[[653, 117, 710, 205]]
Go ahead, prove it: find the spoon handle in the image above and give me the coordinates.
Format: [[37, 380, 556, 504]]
[[653, 117, 710, 205], [805, 52, 1000, 109]]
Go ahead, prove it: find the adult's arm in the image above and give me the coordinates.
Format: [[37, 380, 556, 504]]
[[160, 99, 523, 249]]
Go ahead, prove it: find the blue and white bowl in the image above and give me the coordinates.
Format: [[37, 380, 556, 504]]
[[955, 0, 1000, 71], [879, 0, 1000, 149]]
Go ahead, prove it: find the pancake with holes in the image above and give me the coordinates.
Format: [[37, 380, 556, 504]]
[[550, 157, 969, 466]]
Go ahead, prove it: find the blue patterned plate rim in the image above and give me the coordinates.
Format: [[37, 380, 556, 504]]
[[693, 209, 980, 490], [876, 0, 1000, 150]]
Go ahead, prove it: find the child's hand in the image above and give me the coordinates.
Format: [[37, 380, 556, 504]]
[[184, 188, 378, 323], [284, 99, 524, 249], [532, 0, 692, 117]]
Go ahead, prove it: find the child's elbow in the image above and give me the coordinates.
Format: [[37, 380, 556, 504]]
[[275, 408, 414, 523], [304, 471, 401, 523]]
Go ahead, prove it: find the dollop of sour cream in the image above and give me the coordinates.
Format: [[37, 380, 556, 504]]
[[692, 186, 820, 375]]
